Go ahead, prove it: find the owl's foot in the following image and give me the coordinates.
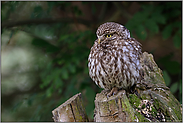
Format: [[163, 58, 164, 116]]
[[107, 87, 119, 98]]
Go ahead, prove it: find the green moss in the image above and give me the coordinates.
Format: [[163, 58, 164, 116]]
[[153, 98, 160, 109], [128, 94, 141, 108], [121, 94, 136, 121], [154, 72, 166, 84], [150, 106, 158, 118], [167, 93, 182, 121], [100, 101, 109, 112], [134, 111, 150, 122], [108, 99, 115, 104], [142, 104, 145, 109], [140, 92, 151, 101]]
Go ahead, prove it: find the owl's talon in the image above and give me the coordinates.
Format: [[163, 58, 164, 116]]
[[107, 87, 118, 97], [107, 95, 109, 99]]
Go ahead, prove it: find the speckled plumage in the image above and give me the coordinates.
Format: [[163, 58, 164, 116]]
[[88, 22, 142, 94]]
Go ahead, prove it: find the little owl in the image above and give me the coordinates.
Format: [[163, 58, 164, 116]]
[[88, 22, 142, 97]]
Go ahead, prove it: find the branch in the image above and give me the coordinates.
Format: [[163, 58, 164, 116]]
[[2, 17, 91, 28]]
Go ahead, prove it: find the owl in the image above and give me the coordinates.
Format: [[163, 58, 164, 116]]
[[88, 22, 142, 97]]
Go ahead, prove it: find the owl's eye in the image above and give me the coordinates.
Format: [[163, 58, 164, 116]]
[[106, 34, 113, 38]]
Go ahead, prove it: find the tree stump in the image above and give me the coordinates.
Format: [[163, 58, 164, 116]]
[[93, 52, 182, 122], [52, 93, 89, 122], [94, 89, 142, 122], [52, 52, 182, 122]]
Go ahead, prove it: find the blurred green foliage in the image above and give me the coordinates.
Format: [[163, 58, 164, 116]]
[[1, 1, 182, 121]]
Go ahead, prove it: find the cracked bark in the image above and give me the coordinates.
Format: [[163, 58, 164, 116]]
[[52, 93, 89, 122], [94, 90, 137, 122]]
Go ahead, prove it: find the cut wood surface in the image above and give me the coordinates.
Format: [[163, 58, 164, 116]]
[[94, 89, 139, 122], [52, 93, 89, 122]]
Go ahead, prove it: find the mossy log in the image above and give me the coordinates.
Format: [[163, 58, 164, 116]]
[[52, 52, 182, 122]]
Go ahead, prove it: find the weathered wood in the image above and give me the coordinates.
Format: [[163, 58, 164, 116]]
[[52, 93, 89, 122], [94, 89, 142, 122], [94, 52, 182, 122]]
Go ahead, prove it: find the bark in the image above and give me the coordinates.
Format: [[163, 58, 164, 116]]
[[52, 93, 89, 122], [94, 89, 144, 122]]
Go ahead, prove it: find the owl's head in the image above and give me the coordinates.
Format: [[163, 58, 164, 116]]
[[96, 22, 130, 44]]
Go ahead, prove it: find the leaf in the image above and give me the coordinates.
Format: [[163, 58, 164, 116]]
[[151, 9, 166, 24], [40, 67, 62, 89], [162, 24, 172, 40], [163, 70, 171, 86], [141, 4, 154, 13], [173, 32, 181, 48], [54, 77, 63, 89], [59, 34, 70, 42], [157, 54, 181, 75], [31, 6, 43, 19], [68, 64, 76, 74], [172, 21, 181, 28], [61, 68, 69, 80], [145, 19, 159, 33], [170, 82, 178, 94], [34, 6, 43, 13], [125, 19, 136, 31], [169, 9, 181, 18], [135, 25, 147, 40], [46, 86, 53, 97], [47, 1, 56, 13], [165, 61, 181, 75], [72, 6, 82, 16], [40, 74, 52, 88], [132, 12, 148, 24]]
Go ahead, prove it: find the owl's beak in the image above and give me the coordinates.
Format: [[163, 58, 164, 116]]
[[98, 38, 101, 44], [97, 36, 103, 44]]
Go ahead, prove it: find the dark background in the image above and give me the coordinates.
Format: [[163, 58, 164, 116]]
[[1, 1, 182, 121]]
